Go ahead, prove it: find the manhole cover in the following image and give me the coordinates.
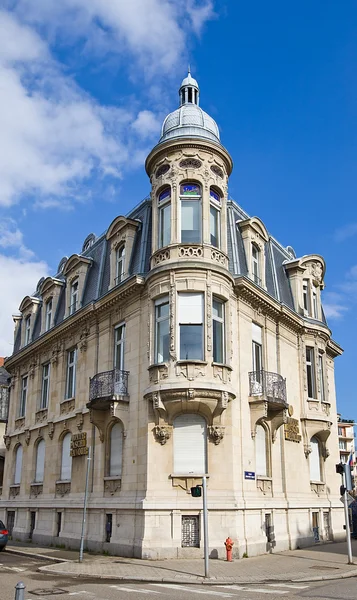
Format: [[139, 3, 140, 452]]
[[309, 565, 339, 570], [30, 589, 68, 596]]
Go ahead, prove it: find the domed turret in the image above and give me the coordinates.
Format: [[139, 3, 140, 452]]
[[158, 70, 221, 145]]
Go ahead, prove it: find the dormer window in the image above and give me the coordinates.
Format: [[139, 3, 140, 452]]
[[25, 316, 31, 345], [70, 280, 78, 315], [45, 299, 52, 331], [303, 279, 310, 314], [312, 288, 318, 319], [210, 188, 221, 248], [251, 244, 260, 285], [158, 188, 171, 249], [180, 183, 202, 244], [115, 246, 125, 285]]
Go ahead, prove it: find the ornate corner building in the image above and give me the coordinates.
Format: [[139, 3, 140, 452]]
[[0, 73, 344, 557]]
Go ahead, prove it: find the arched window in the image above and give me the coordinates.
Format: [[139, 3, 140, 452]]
[[255, 424, 268, 477], [180, 183, 202, 244], [309, 436, 322, 482], [173, 414, 207, 475], [210, 188, 221, 248], [115, 246, 125, 284], [35, 439, 45, 483], [109, 422, 124, 477], [158, 188, 171, 248], [60, 433, 72, 481], [14, 445, 23, 485]]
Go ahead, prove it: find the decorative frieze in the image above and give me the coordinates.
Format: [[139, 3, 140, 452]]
[[48, 422, 55, 440], [55, 481, 71, 497], [9, 485, 20, 498], [60, 398, 75, 415], [14, 417, 25, 431], [35, 408, 48, 424], [256, 477, 273, 496], [104, 477, 121, 496], [30, 483, 43, 498], [178, 246, 203, 258], [153, 249, 170, 265]]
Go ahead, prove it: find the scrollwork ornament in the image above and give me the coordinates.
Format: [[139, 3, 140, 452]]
[[25, 429, 31, 446], [48, 422, 55, 440]]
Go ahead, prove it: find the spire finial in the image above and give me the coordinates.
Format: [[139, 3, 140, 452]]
[[188, 64, 191, 75]]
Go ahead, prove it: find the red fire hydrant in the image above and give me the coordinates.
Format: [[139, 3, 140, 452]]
[[224, 536, 234, 562]]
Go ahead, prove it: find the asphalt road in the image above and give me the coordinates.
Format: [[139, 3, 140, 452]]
[[1, 551, 357, 600]]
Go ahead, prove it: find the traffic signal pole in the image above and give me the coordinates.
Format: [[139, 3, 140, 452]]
[[202, 475, 209, 578], [343, 474, 353, 564]]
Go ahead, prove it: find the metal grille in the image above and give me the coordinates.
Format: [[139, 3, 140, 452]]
[[249, 370, 287, 404], [181, 516, 199, 548], [89, 369, 129, 402]]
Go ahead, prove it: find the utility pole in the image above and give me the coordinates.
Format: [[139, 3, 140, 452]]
[[79, 446, 91, 563], [336, 462, 353, 565], [202, 475, 209, 578]]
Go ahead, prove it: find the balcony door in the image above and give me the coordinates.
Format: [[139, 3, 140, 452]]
[[252, 323, 263, 394], [114, 324, 126, 394]]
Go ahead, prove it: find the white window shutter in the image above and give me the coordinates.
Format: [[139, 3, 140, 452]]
[[110, 422, 123, 477], [14, 445, 23, 485], [178, 293, 203, 323], [309, 437, 321, 482], [174, 414, 207, 474], [252, 323, 262, 344], [35, 439, 45, 483], [255, 425, 267, 477], [61, 433, 72, 481]]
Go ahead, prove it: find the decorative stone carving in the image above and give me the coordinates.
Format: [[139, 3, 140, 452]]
[[9, 485, 20, 498], [60, 398, 75, 415], [79, 324, 90, 353], [310, 482, 325, 496], [304, 444, 312, 458], [154, 425, 171, 445], [30, 484, 43, 498], [171, 475, 205, 493], [256, 477, 273, 496], [187, 388, 195, 400], [153, 250, 170, 265], [210, 165, 224, 178], [321, 446, 330, 461], [211, 249, 227, 266], [35, 409, 48, 424], [208, 425, 225, 445], [14, 417, 25, 430], [25, 429, 31, 446], [149, 364, 169, 384], [212, 364, 232, 384], [310, 262, 323, 285], [48, 422, 55, 440], [176, 361, 206, 381], [4, 435, 11, 450], [104, 477, 121, 496], [178, 246, 203, 258], [179, 158, 202, 169], [156, 164, 170, 177], [56, 481, 71, 497]]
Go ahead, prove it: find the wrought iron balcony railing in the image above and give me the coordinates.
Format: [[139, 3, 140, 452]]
[[89, 368, 129, 403], [248, 370, 287, 405]]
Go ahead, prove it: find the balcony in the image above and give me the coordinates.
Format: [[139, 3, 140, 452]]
[[249, 370, 287, 406], [89, 368, 129, 409]]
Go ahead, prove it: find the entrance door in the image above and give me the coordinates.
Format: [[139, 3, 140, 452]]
[[7, 511, 15, 537], [323, 512, 331, 541], [181, 516, 199, 548], [29, 511, 36, 540]]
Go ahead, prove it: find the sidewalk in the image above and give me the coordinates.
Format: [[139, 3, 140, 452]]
[[7, 540, 357, 585]]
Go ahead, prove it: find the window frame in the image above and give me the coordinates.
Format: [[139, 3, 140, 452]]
[[69, 280, 79, 315], [309, 436, 322, 482], [65, 348, 77, 399], [306, 346, 316, 399], [60, 432, 72, 481], [179, 183, 202, 245], [178, 292, 204, 361], [255, 423, 269, 477], [115, 246, 125, 285], [173, 413, 207, 475], [109, 421, 124, 478], [25, 315, 31, 345], [114, 323, 126, 371], [40, 363, 50, 410], [154, 296, 170, 364], [35, 439, 45, 483], [318, 351, 325, 402], [209, 190, 221, 248], [158, 188, 171, 249], [19, 375, 28, 417], [212, 297, 225, 363], [14, 444, 23, 485], [251, 243, 260, 285], [45, 298, 53, 331]]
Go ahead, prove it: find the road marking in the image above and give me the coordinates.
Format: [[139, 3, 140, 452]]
[[110, 586, 161, 594], [151, 584, 233, 597], [218, 585, 288, 595], [68, 592, 94, 596], [267, 583, 310, 589]]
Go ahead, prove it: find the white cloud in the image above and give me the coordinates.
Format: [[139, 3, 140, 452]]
[[0, 254, 48, 356], [323, 294, 348, 319], [334, 222, 357, 242], [0, 218, 35, 259], [131, 110, 161, 139]]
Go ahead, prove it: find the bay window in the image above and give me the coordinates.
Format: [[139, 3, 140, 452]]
[[306, 347, 316, 399], [252, 323, 263, 387], [178, 293, 204, 360], [180, 183, 201, 244], [158, 188, 171, 248], [155, 297, 169, 363], [318, 352, 325, 402], [173, 414, 207, 475], [210, 188, 221, 248], [212, 297, 225, 363]]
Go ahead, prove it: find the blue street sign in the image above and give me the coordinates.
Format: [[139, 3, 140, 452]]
[[244, 471, 255, 480]]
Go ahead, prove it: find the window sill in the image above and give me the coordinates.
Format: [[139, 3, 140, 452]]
[[170, 473, 209, 479], [211, 362, 232, 370], [176, 360, 207, 366], [61, 397, 75, 404], [148, 362, 169, 369]]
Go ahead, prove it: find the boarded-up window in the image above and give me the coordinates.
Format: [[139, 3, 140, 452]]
[[173, 414, 206, 475]]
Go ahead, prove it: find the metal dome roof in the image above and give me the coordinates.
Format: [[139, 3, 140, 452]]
[[159, 104, 220, 144], [180, 72, 199, 89]]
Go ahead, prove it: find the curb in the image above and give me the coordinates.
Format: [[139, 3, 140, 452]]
[[37, 564, 357, 584], [6, 547, 70, 563]]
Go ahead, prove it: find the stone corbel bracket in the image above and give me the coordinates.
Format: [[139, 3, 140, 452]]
[[301, 417, 332, 461], [249, 399, 288, 442]]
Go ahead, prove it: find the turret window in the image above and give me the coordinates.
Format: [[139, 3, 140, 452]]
[[178, 292, 203, 360], [158, 188, 171, 249], [210, 189, 221, 248], [303, 279, 310, 313], [212, 298, 225, 363], [180, 184, 202, 244], [318, 352, 325, 402]]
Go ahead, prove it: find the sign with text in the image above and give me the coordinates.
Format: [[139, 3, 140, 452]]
[[244, 471, 255, 480], [70, 432, 89, 457], [284, 418, 302, 443]]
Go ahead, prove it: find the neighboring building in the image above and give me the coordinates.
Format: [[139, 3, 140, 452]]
[[337, 417, 356, 480], [0, 72, 344, 558], [0, 358, 10, 491]]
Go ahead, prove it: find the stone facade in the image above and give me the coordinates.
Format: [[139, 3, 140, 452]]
[[0, 73, 344, 558]]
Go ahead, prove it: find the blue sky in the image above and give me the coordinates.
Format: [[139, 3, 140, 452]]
[[0, 1, 356, 420]]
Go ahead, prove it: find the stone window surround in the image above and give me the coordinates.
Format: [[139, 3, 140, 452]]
[[39, 277, 64, 336], [18, 296, 41, 349], [105, 418, 125, 479], [255, 420, 272, 479], [106, 216, 140, 291], [149, 277, 231, 367], [284, 255, 325, 320], [303, 337, 329, 405], [62, 254, 92, 319], [237, 217, 269, 290]]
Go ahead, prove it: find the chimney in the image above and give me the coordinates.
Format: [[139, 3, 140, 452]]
[[0, 358, 4, 367]]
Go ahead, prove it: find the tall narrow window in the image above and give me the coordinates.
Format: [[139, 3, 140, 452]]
[[309, 437, 322, 482], [60, 432, 72, 480], [173, 414, 207, 475], [212, 298, 225, 363], [158, 188, 171, 248], [210, 189, 221, 248], [35, 439, 45, 483], [14, 445, 23, 485], [251, 244, 260, 285], [25, 316, 31, 345], [178, 293, 204, 360], [303, 279, 310, 314], [155, 297, 169, 363], [109, 422, 123, 477], [180, 183, 202, 244], [114, 324, 125, 371], [65, 348, 77, 399], [252, 323, 263, 389], [70, 280, 78, 315], [45, 299, 52, 331], [318, 352, 325, 402], [19, 375, 28, 417], [306, 347, 316, 398], [115, 246, 125, 284], [40, 363, 50, 409], [312, 288, 318, 319], [256, 424, 268, 477]]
